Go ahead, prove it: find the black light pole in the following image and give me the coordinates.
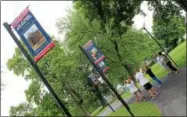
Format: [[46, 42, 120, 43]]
[[102, 95, 115, 112], [141, 11, 178, 67], [79, 46, 135, 117], [89, 74, 115, 112], [3, 22, 72, 117]]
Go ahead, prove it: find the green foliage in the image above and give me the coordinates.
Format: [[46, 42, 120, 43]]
[[149, 0, 186, 50], [9, 103, 35, 116], [6, 38, 98, 116], [56, 9, 159, 87], [25, 81, 42, 105], [74, 0, 142, 36], [173, 0, 187, 12], [35, 93, 64, 116], [7, 1, 186, 116]]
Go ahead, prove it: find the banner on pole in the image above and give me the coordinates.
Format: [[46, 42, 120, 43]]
[[11, 7, 55, 62], [83, 40, 109, 73]]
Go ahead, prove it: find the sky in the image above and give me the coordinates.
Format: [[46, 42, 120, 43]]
[[1, 1, 152, 116], [1, 1, 73, 116]]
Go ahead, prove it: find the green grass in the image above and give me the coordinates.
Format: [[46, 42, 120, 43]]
[[91, 41, 186, 116], [109, 102, 162, 116], [91, 96, 118, 116], [169, 41, 186, 68], [121, 91, 132, 99], [91, 92, 131, 116], [91, 106, 103, 116], [151, 41, 186, 79]]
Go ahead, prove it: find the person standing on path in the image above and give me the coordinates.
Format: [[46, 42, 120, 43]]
[[155, 53, 170, 71], [134, 68, 158, 99], [143, 65, 162, 86], [158, 52, 179, 75], [124, 76, 145, 102]]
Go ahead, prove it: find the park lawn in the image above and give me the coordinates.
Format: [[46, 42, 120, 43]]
[[151, 40, 186, 79], [91, 96, 118, 116], [121, 91, 132, 99], [91, 92, 131, 116], [168, 40, 186, 68], [91, 106, 103, 116], [109, 102, 162, 116], [92, 41, 186, 116]]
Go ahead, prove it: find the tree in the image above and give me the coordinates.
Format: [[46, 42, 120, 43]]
[[7, 39, 96, 116], [56, 9, 159, 87], [9, 103, 35, 116], [73, 0, 142, 36], [173, 0, 187, 12], [148, 0, 186, 50], [71, 0, 162, 82]]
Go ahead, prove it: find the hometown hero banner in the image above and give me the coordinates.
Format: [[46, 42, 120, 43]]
[[83, 40, 109, 73], [11, 7, 55, 62]]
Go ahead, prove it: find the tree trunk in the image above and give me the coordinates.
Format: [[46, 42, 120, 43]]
[[110, 38, 135, 78], [66, 85, 91, 116]]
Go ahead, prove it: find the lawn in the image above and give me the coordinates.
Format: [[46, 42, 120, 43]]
[[91, 41, 186, 116], [121, 91, 132, 99], [91, 96, 118, 116], [109, 102, 162, 116], [91, 92, 131, 116], [91, 106, 103, 116], [151, 40, 186, 79]]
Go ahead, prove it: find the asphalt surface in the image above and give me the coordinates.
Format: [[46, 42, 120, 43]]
[[97, 67, 186, 116]]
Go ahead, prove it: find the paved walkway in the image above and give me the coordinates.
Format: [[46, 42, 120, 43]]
[[97, 67, 186, 116]]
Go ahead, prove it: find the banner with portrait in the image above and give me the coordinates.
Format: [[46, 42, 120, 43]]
[[11, 7, 55, 62], [83, 40, 109, 73]]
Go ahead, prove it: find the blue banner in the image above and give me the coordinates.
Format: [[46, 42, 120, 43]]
[[83, 40, 109, 73], [11, 7, 55, 62]]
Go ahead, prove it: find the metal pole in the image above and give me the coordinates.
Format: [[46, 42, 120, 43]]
[[79, 46, 135, 117], [3, 22, 72, 117], [102, 96, 115, 112], [143, 27, 178, 67], [90, 75, 115, 112]]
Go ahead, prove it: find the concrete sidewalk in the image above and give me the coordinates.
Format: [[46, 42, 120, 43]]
[[97, 67, 186, 116], [151, 67, 186, 116]]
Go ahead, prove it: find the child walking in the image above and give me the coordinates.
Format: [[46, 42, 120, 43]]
[[134, 68, 158, 99], [124, 76, 145, 102], [143, 65, 162, 86]]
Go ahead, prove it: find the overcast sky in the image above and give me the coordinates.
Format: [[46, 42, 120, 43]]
[[1, 1, 152, 116]]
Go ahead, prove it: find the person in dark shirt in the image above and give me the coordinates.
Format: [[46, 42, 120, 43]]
[[158, 52, 179, 75], [143, 65, 162, 86]]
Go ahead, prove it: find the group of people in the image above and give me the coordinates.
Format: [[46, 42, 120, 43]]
[[124, 51, 179, 102], [156, 52, 179, 74]]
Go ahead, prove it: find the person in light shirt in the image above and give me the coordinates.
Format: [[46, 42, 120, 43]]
[[158, 52, 179, 75], [125, 76, 145, 102], [155, 53, 170, 71], [134, 68, 158, 99]]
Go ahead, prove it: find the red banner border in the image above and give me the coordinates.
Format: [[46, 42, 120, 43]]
[[34, 42, 55, 62]]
